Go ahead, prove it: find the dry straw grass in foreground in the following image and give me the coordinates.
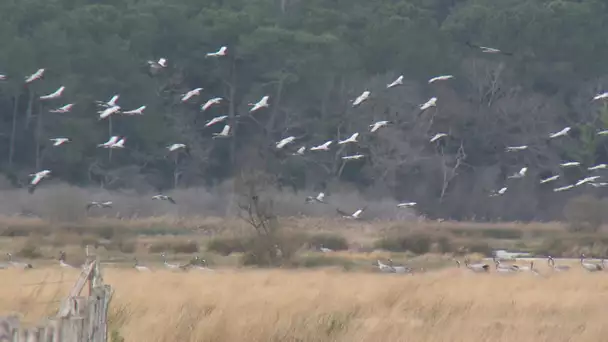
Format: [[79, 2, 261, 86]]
[[2, 266, 608, 342]]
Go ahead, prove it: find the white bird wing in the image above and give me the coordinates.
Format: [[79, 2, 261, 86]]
[[220, 125, 230, 135]]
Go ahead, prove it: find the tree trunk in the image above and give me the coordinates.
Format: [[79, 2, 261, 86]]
[[8, 93, 20, 168]]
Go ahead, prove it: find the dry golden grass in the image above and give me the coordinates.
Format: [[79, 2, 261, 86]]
[[2, 264, 608, 342]]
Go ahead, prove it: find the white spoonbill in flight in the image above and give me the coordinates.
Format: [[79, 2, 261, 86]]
[[576, 176, 600, 187], [0, 74, 6, 80], [397, 202, 416, 208], [505, 145, 528, 152], [560, 161, 580, 168], [342, 154, 365, 161], [540, 175, 560, 184], [152, 195, 176, 204], [588, 164, 607, 171], [181, 88, 203, 102], [249, 96, 270, 113], [49, 138, 71, 147], [310, 141, 332, 151], [549, 127, 570, 139], [428, 75, 454, 83], [98, 105, 120, 120], [430, 133, 447, 143], [554, 185, 575, 192], [86, 201, 113, 210], [306, 192, 325, 203], [98, 136, 120, 148], [276, 136, 296, 149], [292, 146, 306, 156], [122, 106, 146, 115], [201, 97, 222, 111], [148, 58, 167, 69], [370, 121, 390, 133], [109, 138, 125, 149], [206, 46, 227, 57], [337, 207, 365, 220], [205, 115, 228, 127], [490, 187, 507, 197], [593, 92, 608, 101], [352, 91, 370, 107], [597, 130, 608, 136], [97, 95, 120, 108], [167, 143, 186, 152], [25, 68, 45, 84], [338, 133, 359, 145], [508, 167, 527, 179], [39, 86, 65, 100], [387, 75, 403, 89], [49, 104, 74, 113], [28, 170, 51, 194], [420, 97, 437, 111], [212, 125, 231, 139]]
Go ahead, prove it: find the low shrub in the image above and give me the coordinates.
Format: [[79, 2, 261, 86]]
[[207, 237, 249, 256], [307, 233, 348, 251], [172, 241, 199, 254], [373, 232, 453, 254], [295, 255, 355, 270], [16, 244, 43, 259]]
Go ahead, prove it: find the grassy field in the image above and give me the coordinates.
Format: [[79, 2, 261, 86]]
[[1, 265, 608, 342]]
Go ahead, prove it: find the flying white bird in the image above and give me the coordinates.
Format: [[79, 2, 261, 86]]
[[49, 104, 74, 113], [122, 106, 146, 115], [554, 185, 575, 192], [25, 69, 45, 84], [588, 164, 607, 171], [590, 182, 608, 188], [466, 42, 513, 55], [152, 195, 176, 204], [49, 138, 71, 147], [387, 75, 403, 89], [206, 46, 227, 57], [212, 125, 231, 138], [338, 133, 359, 145], [490, 187, 507, 197], [98, 136, 120, 148], [167, 143, 186, 152], [276, 136, 296, 149], [0, 74, 6, 80], [576, 176, 601, 187], [201, 97, 223, 111], [352, 91, 370, 107], [98, 105, 120, 120], [292, 146, 306, 156], [39, 86, 65, 100], [249, 95, 270, 113], [310, 141, 333, 151], [342, 154, 365, 160], [593, 92, 608, 101], [420, 97, 437, 111], [86, 201, 113, 210], [205, 115, 228, 127], [430, 133, 447, 143], [560, 162, 580, 168], [370, 121, 390, 133], [306, 192, 325, 203], [28, 170, 51, 194], [505, 145, 528, 152], [397, 202, 417, 208], [597, 130, 608, 136], [549, 127, 570, 139], [109, 138, 125, 149], [428, 75, 454, 83], [337, 207, 365, 220], [96, 95, 120, 108], [540, 175, 560, 184], [508, 167, 527, 179], [147, 58, 167, 69], [181, 88, 203, 102]]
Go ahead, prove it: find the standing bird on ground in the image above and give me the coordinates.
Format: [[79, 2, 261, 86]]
[[122, 106, 146, 115], [50, 104, 74, 113], [25, 68, 45, 84], [86, 201, 113, 210], [463, 258, 490, 272], [212, 125, 231, 139], [428, 75, 454, 83], [134, 258, 151, 272], [6, 253, 33, 269], [276, 136, 296, 149], [352, 91, 370, 107], [206, 46, 227, 57], [580, 254, 603, 272], [167, 143, 187, 152], [549, 127, 571, 139], [205, 115, 228, 127], [152, 194, 176, 204], [310, 141, 332, 151], [50, 138, 71, 147], [39, 86, 65, 100], [306, 192, 326, 203], [181, 88, 203, 102], [201, 97, 223, 111], [98, 105, 121, 120], [370, 121, 390, 133], [547, 256, 570, 272], [338, 133, 359, 145], [28, 170, 51, 194], [249, 95, 270, 113], [420, 97, 437, 111], [58, 251, 77, 269], [387, 75, 403, 89]]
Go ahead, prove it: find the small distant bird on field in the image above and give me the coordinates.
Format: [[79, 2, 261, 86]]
[[205, 115, 228, 127], [49, 104, 74, 113], [342, 154, 365, 161], [6, 253, 33, 269], [387, 75, 403, 89], [420, 97, 437, 111], [338, 133, 359, 145], [549, 127, 570, 139], [370, 121, 390, 133], [540, 175, 560, 184], [167, 143, 187, 152], [508, 167, 527, 179], [505, 145, 528, 152], [397, 202, 416, 208], [122, 106, 146, 115], [580, 254, 603, 272], [86, 201, 113, 210], [588, 164, 607, 171], [98, 136, 120, 148], [49, 138, 71, 147], [58, 251, 76, 269], [276, 136, 296, 149], [181, 88, 203, 102], [152, 194, 176, 204], [337, 207, 366, 220], [490, 187, 507, 197], [25, 68, 45, 84], [96, 95, 120, 108], [310, 141, 332, 151], [430, 133, 447, 143], [292, 146, 306, 156], [206, 46, 227, 57], [98, 105, 121, 120], [554, 184, 575, 192], [428, 75, 454, 83], [319, 245, 333, 253], [352, 91, 370, 107], [212, 125, 231, 138], [306, 192, 326, 203], [560, 161, 580, 168], [28, 170, 51, 194], [249, 95, 270, 113], [39, 86, 65, 100], [201, 97, 223, 111]]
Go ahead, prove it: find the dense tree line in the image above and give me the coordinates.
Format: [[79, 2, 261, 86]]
[[1, 0, 608, 221]]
